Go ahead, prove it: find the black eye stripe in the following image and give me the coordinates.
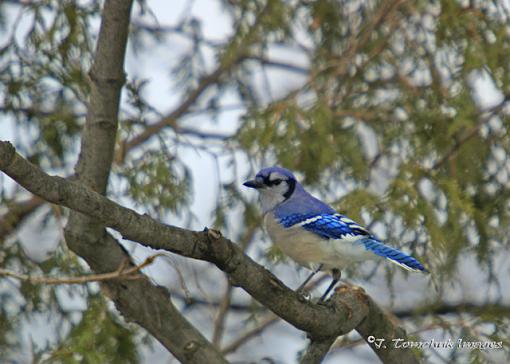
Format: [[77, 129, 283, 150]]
[[265, 177, 283, 186], [259, 174, 296, 199]]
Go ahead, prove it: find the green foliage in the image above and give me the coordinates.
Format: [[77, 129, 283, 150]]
[[335, 189, 381, 223], [0, 0, 98, 166], [0, 238, 140, 363], [43, 296, 139, 364], [238, 99, 369, 184], [119, 151, 191, 215], [237, 0, 510, 283]]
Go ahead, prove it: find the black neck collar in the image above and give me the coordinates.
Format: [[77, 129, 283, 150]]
[[283, 179, 296, 200]]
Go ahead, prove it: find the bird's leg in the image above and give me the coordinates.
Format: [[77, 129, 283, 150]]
[[296, 264, 323, 294], [319, 268, 341, 302]]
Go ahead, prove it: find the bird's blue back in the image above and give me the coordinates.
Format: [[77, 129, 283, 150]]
[[273, 183, 336, 218]]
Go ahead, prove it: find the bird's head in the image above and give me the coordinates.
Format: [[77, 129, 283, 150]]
[[243, 167, 297, 212]]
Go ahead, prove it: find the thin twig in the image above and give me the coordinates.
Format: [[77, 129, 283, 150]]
[[212, 283, 233, 346], [118, 1, 277, 162], [0, 253, 165, 285], [212, 225, 258, 346], [432, 96, 509, 170], [221, 313, 280, 354]]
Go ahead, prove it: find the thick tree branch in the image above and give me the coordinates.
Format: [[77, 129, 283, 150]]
[[300, 337, 336, 364], [0, 140, 365, 336], [0, 140, 422, 363], [356, 292, 420, 364], [53, 1, 228, 363]]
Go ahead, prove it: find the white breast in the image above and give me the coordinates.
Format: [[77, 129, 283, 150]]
[[263, 213, 377, 270]]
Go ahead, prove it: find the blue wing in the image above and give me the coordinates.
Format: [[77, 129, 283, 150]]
[[279, 212, 370, 240], [278, 213, 428, 273]]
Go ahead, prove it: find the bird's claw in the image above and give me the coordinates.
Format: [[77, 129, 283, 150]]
[[296, 289, 312, 302]]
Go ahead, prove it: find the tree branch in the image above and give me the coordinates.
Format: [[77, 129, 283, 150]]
[[247, 55, 309, 75], [118, 1, 277, 161], [432, 96, 509, 170], [221, 313, 279, 354], [300, 337, 336, 364], [120, 63, 231, 157], [356, 290, 420, 364], [0, 253, 163, 285], [394, 302, 510, 319], [0, 140, 365, 336], [315, 0, 405, 78], [212, 283, 234, 346], [0, 140, 421, 363], [53, 1, 229, 363]]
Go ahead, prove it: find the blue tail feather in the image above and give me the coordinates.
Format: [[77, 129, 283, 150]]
[[361, 238, 428, 273]]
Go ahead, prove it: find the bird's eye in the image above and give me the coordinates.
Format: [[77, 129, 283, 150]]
[[273, 179, 282, 185]]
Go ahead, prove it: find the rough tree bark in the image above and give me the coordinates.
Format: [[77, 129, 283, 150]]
[[0, 139, 421, 364], [57, 1, 227, 363], [0, 1, 421, 363]]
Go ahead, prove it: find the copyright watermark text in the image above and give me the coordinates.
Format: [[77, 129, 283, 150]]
[[367, 336, 503, 351]]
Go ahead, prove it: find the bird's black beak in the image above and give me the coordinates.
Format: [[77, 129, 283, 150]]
[[243, 179, 264, 189]]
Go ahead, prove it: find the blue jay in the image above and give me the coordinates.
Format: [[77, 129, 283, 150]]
[[244, 166, 428, 301]]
